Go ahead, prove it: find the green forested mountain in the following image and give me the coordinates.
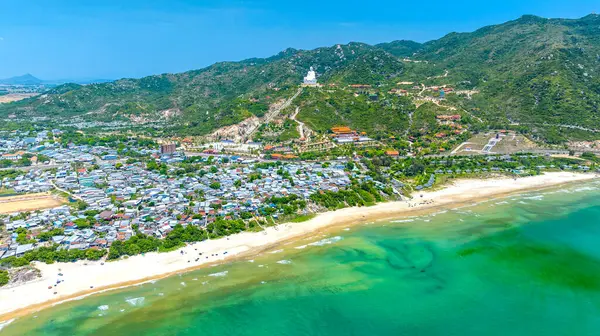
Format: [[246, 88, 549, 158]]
[[295, 89, 413, 134], [2, 14, 599, 141], [375, 40, 423, 58], [381, 14, 600, 140], [0, 43, 405, 135]]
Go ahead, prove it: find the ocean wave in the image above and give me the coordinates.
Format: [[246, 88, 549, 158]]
[[523, 195, 544, 200], [495, 201, 509, 205], [258, 264, 264, 268], [248, 259, 255, 263], [98, 305, 109, 311], [295, 245, 307, 249], [126, 297, 145, 306], [0, 319, 15, 331], [276, 260, 292, 264], [208, 271, 228, 277], [343, 228, 351, 231], [308, 236, 343, 246], [573, 186, 598, 192], [180, 282, 186, 287], [269, 249, 284, 254], [391, 219, 415, 223]]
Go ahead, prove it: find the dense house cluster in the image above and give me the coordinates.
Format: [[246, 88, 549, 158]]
[[0, 155, 357, 259], [0, 170, 53, 193], [0, 130, 54, 154]]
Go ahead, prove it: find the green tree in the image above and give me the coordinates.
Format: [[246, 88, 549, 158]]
[[0, 270, 8, 287], [74, 218, 92, 229]]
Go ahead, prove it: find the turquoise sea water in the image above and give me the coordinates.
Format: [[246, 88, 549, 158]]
[[2, 181, 600, 335]]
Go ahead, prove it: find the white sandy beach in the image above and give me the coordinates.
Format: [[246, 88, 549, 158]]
[[0, 172, 596, 320]]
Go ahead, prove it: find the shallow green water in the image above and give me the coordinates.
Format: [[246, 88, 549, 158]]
[[3, 181, 600, 336]]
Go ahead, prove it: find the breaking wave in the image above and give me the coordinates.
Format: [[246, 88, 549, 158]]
[[126, 297, 145, 306], [391, 219, 415, 223], [308, 236, 343, 247], [0, 319, 15, 332], [523, 195, 544, 201]]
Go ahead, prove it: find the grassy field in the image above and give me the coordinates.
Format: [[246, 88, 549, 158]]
[[0, 193, 65, 214], [452, 131, 539, 155]]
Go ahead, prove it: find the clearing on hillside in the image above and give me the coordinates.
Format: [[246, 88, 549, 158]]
[[0, 93, 38, 104], [452, 131, 539, 155]]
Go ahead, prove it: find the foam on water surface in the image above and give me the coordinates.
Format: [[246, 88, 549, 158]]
[[0, 319, 15, 332], [308, 236, 343, 247], [125, 297, 145, 306]]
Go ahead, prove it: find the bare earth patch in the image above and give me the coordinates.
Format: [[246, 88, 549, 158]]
[[0, 193, 65, 214], [0, 94, 38, 104], [452, 132, 539, 155]]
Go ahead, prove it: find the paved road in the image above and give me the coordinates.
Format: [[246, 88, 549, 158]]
[[521, 123, 600, 133]]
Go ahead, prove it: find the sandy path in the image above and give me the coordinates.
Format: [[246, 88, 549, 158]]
[[0, 193, 64, 214]]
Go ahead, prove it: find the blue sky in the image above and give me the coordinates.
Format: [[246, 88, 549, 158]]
[[0, 0, 597, 80]]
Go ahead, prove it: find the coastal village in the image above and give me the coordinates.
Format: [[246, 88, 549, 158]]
[[0, 68, 599, 294], [0, 129, 361, 261], [1, 11, 600, 332], [1, 125, 599, 265]]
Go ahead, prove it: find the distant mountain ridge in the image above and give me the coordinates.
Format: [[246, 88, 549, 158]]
[[0, 74, 43, 85], [0, 74, 113, 86], [1, 14, 600, 142]]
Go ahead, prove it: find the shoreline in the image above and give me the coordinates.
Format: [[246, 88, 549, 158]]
[[0, 172, 597, 322]]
